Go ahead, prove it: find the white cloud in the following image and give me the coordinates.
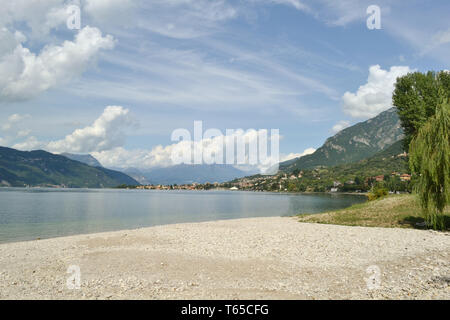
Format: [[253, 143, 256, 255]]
[[10, 106, 133, 152], [0, 0, 68, 37], [8, 114, 28, 123], [342, 65, 412, 119], [319, 0, 369, 26], [84, 0, 237, 39], [7, 105, 309, 174], [47, 106, 132, 153], [258, 0, 374, 26], [141, 0, 237, 38], [1, 113, 31, 131], [430, 28, 450, 48], [62, 39, 338, 117], [92, 128, 283, 174], [280, 148, 316, 162], [1, 113, 32, 146], [0, 28, 26, 57], [269, 0, 311, 12], [16, 130, 31, 138], [412, 27, 450, 58], [0, 1, 116, 102], [84, 0, 137, 25], [0, 26, 115, 102], [331, 120, 350, 134], [1, 0, 337, 112], [92, 146, 174, 170], [86, 128, 288, 174], [12, 136, 45, 150]]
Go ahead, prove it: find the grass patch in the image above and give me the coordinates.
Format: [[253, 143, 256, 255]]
[[297, 194, 450, 230]]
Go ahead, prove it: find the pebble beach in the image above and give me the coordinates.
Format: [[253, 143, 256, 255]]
[[0, 217, 449, 299]]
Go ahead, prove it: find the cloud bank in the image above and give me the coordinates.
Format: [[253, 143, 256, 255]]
[[47, 106, 132, 153], [0, 26, 115, 102], [342, 65, 412, 119], [92, 129, 284, 173], [280, 148, 316, 162], [331, 120, 350, 134], [0, 1, 116, 103], [7, 106, 306, 174]]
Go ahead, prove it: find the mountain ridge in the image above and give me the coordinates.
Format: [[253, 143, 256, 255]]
[[280, 108, 404, 172], [0, 147, 139, 188], [61, 153, 103, 167]]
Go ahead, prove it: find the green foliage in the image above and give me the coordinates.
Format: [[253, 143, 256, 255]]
[[313, 185, 326, 192], [409, 94, 450, 230], [384, 175, 411, 193], [298, 194, 449, 230], [238, 140, 411, 193], [286, 183, 295, 192], [367, 185, 388, 201], [292, 140, 409, 192], [393, 70, 450, 149]]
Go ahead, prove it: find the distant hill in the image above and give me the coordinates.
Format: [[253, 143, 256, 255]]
[[120, 168, 151, 185], [133, 164, 253, 185], [280, 108, 404, 172], [61, 153, 102, 167], [321, 139, 409, 181], [291, 139, 410, 192], [230, 140, 410, 193], [0, 147, 139, 188]]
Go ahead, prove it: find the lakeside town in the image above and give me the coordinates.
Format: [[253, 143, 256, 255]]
[[120, 170, 412, 194]]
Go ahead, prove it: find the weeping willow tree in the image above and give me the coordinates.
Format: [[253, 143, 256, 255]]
[[409, 92, 450, 230]]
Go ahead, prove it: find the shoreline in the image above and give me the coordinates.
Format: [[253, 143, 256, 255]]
[[0, 216, 293, 246], [0, 188, 367, 245], [1, 185, 370, 196], [1, 216, 449, 299]]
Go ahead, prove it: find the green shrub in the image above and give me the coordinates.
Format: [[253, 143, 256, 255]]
[[368, 186, 388, 201]]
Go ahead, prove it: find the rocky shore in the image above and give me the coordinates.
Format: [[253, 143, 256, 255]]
[[0, 217, 449, 299]]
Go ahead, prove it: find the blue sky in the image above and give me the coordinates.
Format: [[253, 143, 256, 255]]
[[0, 0, 449, 170]]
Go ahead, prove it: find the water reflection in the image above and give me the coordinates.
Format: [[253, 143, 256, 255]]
[[0, 189, 366, 243]]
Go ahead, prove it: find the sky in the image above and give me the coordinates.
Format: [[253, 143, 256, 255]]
[[0, 0, 449, 171]]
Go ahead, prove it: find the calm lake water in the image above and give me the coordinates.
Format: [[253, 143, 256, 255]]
[[0, 188, 366, 243]]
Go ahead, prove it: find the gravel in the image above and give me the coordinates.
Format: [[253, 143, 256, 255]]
[[0, 217, 449, 299]]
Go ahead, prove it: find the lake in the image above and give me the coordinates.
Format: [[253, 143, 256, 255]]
[[0, 188, 366, 243]]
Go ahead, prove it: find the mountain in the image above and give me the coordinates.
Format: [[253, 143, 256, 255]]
[[61, 153, 103, 167], [120, 168, 151, 185], [0, 147, 139, 188], [133, 164, 253, 185], [320, 139, 409, 182], [280, 108, 404, 172], [230, 140, 410, 193]]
